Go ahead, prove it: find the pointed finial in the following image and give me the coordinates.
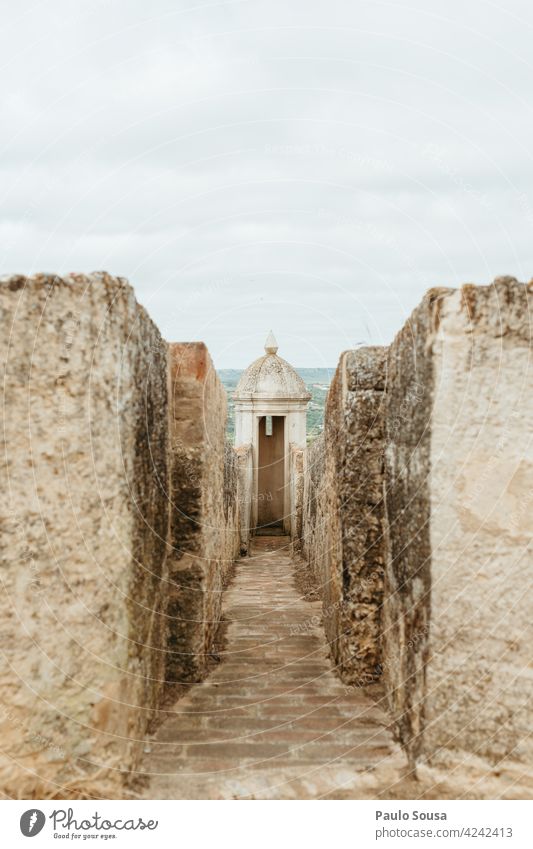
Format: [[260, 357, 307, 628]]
[[264, 330, 278, 355]]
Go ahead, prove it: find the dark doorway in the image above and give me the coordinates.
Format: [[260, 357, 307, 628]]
[[257, 415, 285, 531]]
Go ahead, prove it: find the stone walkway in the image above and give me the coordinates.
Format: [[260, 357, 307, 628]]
[[143, 537, 405, 799]]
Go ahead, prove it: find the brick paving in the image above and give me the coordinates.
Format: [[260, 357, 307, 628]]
[[143, 537, 404, 799]]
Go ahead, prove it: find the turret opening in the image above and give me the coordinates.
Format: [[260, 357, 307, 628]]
[[256, 414, 285, 533]]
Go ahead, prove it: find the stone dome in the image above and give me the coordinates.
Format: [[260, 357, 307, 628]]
[[234, 333, 311, 401]]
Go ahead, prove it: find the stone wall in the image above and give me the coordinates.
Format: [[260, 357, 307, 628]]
[[0, 272, 170, 797], [289, 446, 305, 553], [235, 443, 253, 555], [381, 291, 442, 765], [223, 441, 241, 558], [301, 433, 327, 587], [301, 348, 387, 684], [425, 279, 533, 770], [166, 343, 240, 684], [300, 278, 533, 780], [383, 277, 533, 772], [0, 276, 243, 798], [2, 269, 531, 796]]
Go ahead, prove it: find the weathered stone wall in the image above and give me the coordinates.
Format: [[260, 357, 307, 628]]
[[166, 343, 240, 684], [426, 279, 533, 770], [336, 349, 387, 684], [383, 277, 533, 773], [301, 348, 387, 684], [289, 446, 305, 553], [0, 272, 170, 797], [301, 433, 327, 587], [381, 291, 442, 765], [235, 443, 253, 555]]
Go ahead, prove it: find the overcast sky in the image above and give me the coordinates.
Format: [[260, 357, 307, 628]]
[[2, 0, 533, 366]]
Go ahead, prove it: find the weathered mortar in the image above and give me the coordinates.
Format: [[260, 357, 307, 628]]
[[0, 272, 170, 797], [166, 343, 240, 684], [301, 348, 387, 684]]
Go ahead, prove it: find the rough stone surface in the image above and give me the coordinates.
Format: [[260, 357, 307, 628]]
[[235, 444, 253, 555], [301, 348, 387, 685], [2, 270, 532, 799], [381, 291, 445, 765], [383, 277, 533, 776], [166, 343, 240, 685], [301, 433, 327, 587], [289, 446, 305, 553], [0, 272, 170, 797], [426, 278, 533, 769]]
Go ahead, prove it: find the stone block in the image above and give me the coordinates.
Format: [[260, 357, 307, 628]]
[[166, 342, 240, 684], [0, 272, 170, 796], [302, 347, 387, 684], [383, 277, 533, 771]]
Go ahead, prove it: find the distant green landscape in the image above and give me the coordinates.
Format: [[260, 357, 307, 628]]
[[218, 368, 335, 444]]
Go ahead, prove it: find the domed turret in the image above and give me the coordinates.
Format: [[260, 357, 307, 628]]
[[234, 332, 311, 402], [234, 333, 311, 536]]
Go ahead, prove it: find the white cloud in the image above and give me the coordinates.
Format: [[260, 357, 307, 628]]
[[1, 0, 533, 365]]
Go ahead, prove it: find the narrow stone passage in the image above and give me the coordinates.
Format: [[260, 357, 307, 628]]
[[143, 537, 403, 799]]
